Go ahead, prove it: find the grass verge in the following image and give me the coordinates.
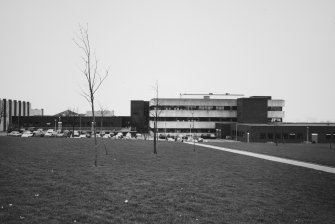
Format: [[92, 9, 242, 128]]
[[1, 137, 335, 223]]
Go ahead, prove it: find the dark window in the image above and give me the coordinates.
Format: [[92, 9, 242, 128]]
[[297, 133, 303, 140], [275, 133, 281, 139], [326, 134, 331, 140], [283, 133, 288, 139], [268, 133, 273, 139], [289, 133, 296, 139], [260, 133, 266, 139]]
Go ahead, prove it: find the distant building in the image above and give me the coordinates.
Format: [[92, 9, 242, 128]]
[[0, 98, 36, 131], [30, 108, 44, 116], [11, 115, 130, 132], [54, 109, 80, 117], [85, 110, 114, 117]]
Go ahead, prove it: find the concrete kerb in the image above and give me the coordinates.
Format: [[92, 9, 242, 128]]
[[185, 142, 335, 174]]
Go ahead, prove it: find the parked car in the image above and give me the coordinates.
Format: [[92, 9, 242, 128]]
[[8, 131, 22, 137], [44, 129, 56, 137], [56, 132, 66, 138], [201, 133, 216, 139], [102, 133, 111, 138], [79, 133, 87, 138], [125, 132, 132, 139], [33, 130, 44, 137], [21, 131, 33, 137], [73, 131, 80, 138], [197, 137, 204, 142], [115, 132, 123, 139]]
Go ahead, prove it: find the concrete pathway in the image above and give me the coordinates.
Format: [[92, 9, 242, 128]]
[[185, 142, 335, 174]]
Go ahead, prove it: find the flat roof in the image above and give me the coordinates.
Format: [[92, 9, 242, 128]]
[[216, 122, 335, 127]]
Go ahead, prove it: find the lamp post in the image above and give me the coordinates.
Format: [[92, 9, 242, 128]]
[[235, 122, 238, 141], [54, 119, 57, 131], [306, 126, 309, 143], [191, 110, 195, 152]]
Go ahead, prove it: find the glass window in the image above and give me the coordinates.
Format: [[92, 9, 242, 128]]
[[289, 133, 296, 139], [297, 133, 303, 140]]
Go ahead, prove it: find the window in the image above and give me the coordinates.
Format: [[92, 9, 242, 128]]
[[275, 133, 281, 139], [260, 133, 266, 139], [289, 133, 296, 139], [267, 133, 273, 139], [283, 133, 288, 139], [297, 133, 303, 140], [326, 134, 331, 140]]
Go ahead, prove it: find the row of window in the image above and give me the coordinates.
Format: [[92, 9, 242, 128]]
[[150, 106, 282, 111], [150, 117, 237, 122], [259, 133, 303, 140], [267, 107, 283, 111], [259, 133, 335, 140], [156, 128, 216, 133], [150, 106, 237, 111]]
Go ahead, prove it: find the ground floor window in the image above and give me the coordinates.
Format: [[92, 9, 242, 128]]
[[326, 134, 332, 140], [289, 133, 296, 139]]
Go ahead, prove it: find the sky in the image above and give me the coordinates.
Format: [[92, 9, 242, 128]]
[[0, 0, 335, 122]]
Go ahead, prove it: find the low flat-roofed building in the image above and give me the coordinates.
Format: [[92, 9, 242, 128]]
[[216, 122, 335, 143]]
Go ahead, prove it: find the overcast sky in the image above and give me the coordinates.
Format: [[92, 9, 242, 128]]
[[0, 0, 334, 122]]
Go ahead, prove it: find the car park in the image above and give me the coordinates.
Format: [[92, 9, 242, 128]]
[[21, 131, 34, 138], [8, 131, 22, 137]]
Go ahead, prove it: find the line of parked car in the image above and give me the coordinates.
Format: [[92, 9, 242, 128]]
[[7, 128, 137, 139]]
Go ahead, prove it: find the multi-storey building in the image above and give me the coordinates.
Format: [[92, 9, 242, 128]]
[[149, 96, 285, 138], [0, 98, 32, 131]]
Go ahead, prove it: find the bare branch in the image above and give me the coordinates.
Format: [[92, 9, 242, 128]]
[[93, 69, 109, 94], [80, 91, 91, 103]]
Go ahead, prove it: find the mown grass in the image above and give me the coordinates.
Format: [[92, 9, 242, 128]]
[[204, 141, 335, 167], [1, 137, 335, 223]]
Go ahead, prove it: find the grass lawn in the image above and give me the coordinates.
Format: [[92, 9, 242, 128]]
[[203, 141, 335, 167], [1, 137, 335, 223]]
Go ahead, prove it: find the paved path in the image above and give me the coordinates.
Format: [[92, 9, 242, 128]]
[[185, 142, 335, 174]]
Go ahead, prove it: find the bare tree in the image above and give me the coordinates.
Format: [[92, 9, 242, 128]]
[[99, 104, 108, 155], [150, 82, 161, 154], [74, 24, 109, 167]]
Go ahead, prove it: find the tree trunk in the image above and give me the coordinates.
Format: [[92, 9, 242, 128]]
[[153, 120, 157, 154], [91, 98, 98, 166]]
